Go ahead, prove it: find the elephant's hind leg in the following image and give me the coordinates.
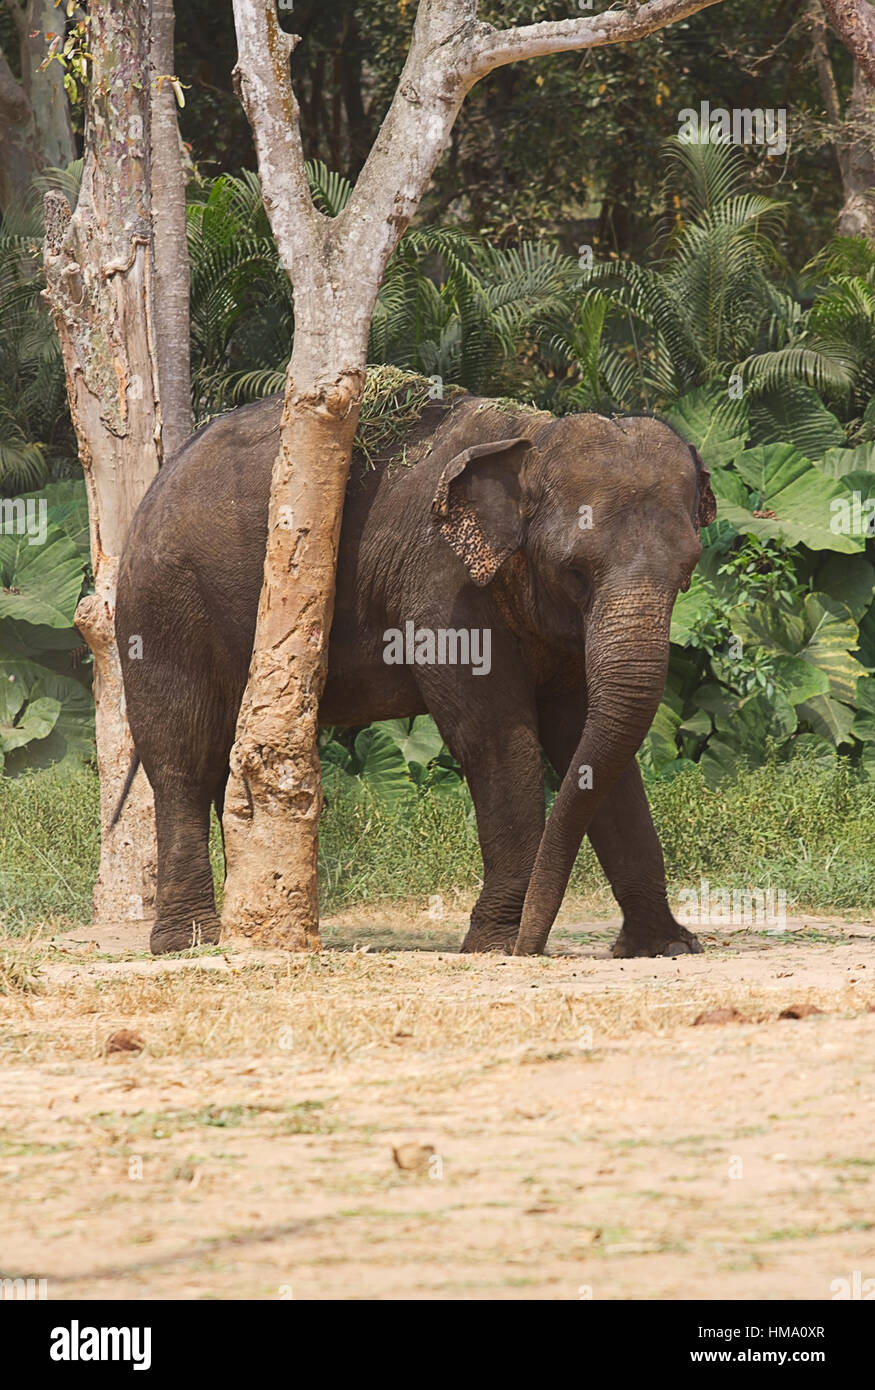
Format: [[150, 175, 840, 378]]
[[149, 771, 221, 954], [415, 658, 545, 955]]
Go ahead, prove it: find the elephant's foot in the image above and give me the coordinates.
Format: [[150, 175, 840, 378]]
[[460, 922, 518, 954], [611, 917, 702, 959], [150, 914, 221, 955]]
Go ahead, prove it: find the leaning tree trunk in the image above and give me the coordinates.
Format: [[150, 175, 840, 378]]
[[43, 0, 190, 933], [220, 326, 365, 946]]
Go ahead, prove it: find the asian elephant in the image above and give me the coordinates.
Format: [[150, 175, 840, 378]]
[[114, 390, 715, 957]]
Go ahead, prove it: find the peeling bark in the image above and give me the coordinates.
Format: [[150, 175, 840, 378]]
[[42, 0, 187, 934], [225, 0, 727, 949], [150, 0, 191, 457], [819, 0, 875, 88]]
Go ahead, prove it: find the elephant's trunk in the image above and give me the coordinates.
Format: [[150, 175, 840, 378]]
[[513, 582, 672, 956]]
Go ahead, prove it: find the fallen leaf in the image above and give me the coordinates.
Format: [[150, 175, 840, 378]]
[[779, 1004, 824, 1020], [105, 1029, 145, 1055], [392, 1142, 434, 1173], [693, 1007, 745, 1025]]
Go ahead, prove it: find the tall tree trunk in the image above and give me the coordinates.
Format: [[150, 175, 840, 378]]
[[23, 0, 75, 167], [810, 2, 875, 237], [150, 0, 191, 457], [42, 0, 189, 934], [220, 317, 367, 947], [837, 63, 875, 236], [0, 42, 40, 211], [0, 0, 75, 212]]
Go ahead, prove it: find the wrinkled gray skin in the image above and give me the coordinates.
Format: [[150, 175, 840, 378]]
[[115, 392, 715, 956]]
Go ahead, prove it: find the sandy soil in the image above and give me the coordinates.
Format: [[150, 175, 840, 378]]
[[1, 910, 873, 1301]]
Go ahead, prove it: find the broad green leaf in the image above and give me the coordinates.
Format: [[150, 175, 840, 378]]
[[24, 481, 91, 561], [424, 764, 467, 796], [699, 736, 743, 788], [373, 715, 445, 768], [353, 726, 414, 810], [691, 682, 741, 722], [769, 654, 830, 706], [0, 694, 60, 752], [640, 698, 681, 773], [796, 694, 856, 746], [729, 601, 804, 655], [731, 593, 862, 704], [665, 384, 749, 470], [0, 660, 94, 772], [801, 594, 862, 704], [851, 675, 875, 742], [708, 465, 750, 508], [0, 524, 85, 627], [701, 690, 796, 785], [857, 600, 875, 670], [320, 739, 354, 773], [814, 553, 875, 621], [720, 444, 863, 553], [669, 573, 714, 646], [748, 383, 845, 457], [678, 707, 712, 738], [818, 443, 875, 478]]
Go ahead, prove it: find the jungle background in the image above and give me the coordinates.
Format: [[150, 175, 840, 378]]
[[3, 0, 875, 930]]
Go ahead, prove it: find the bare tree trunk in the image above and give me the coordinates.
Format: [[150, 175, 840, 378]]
[[0, 42, 40, 210], [837, 63, 875, 236], [0, 0, 74, 211], [224, 0, 726, 950], [150, 0, 191, 457], [810, 2, 875, 237], [23, 0, 75, 167], [42, 0, 166, 933]]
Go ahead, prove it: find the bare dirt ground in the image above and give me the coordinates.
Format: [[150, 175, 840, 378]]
[[1, 906, 873, 1301]]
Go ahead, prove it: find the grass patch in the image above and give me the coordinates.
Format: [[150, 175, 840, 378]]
[[2, 756, 875, 934]]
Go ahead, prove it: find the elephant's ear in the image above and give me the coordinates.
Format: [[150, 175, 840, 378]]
[[431, 437, 534, 586], [692, 447, 717, 530]]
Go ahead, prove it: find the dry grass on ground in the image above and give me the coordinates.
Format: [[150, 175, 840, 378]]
[[1, 912, 873, 1300]]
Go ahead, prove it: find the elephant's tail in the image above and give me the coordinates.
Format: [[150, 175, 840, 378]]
[[109, 752, 141, 831]]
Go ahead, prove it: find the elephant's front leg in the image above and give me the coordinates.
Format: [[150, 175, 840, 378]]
[[419, 669, 545, 954], [587, 761, 702, 958], [538, 694, 702, 958]]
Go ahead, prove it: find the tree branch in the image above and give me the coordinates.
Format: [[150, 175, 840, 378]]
[[230, 0, 322, 276], [808, 0, 844, 124], [469, 0, 726, 73], [819, 0, 875, 86]]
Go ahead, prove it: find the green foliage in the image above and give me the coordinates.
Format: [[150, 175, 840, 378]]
[[320, 716, 467, 814], [4, 139, 875, 789], [5, 758, 875, 933], [0, 481, 92, 774]]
